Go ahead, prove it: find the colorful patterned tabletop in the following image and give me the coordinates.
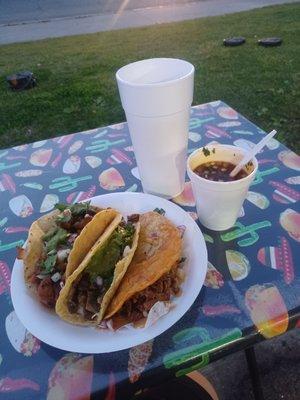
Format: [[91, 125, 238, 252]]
[[0, 101, 299, 400]]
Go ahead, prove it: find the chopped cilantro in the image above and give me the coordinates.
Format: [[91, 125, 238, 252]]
[[45, 228, 69, 253], [122, 224, 134, 243], [55, 203, 69, 212], [113, 223, 135, 249], [42, 254, 57, 273], [43, 227, 58, 241], [202, 147, 210, 157], [47, 249, 57, 256], [153, 208, 166, 215], [56, 210, 72, 223], [55, 202, 91, 216]]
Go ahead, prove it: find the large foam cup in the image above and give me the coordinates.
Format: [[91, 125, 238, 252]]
[[187, 145, 258, 231], [116, 58, 194, 198]]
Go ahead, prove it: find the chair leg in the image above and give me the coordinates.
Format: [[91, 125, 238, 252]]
[[245, 347, 264, 400], [187, 371, 219, 400]]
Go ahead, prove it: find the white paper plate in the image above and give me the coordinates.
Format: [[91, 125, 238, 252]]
[[11, 192, 207, 353]]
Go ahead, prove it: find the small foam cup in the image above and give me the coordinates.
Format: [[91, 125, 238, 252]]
[[187, 144, 258, 231], [116, 58, 194, 198]]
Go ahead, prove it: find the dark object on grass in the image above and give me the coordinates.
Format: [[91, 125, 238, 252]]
[[6, 71, 37, 91], [223, 37, 246, 46], [258, 37, 282, 47]]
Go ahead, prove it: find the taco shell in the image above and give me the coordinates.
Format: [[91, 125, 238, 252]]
[[105, 211, 182, 320], [65, 208, 120, 278], [23, 208, 118, 295], [55, 215, 140, 325], [24, 210, 59, 293]]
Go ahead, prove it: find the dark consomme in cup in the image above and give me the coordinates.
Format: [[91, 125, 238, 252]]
[[193, 161, 248, 182]]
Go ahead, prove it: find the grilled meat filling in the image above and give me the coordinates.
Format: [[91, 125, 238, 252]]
[[117, 265, 181, 323]]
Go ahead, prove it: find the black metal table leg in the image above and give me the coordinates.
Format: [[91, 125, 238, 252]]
[[245, 347, 264, 400]]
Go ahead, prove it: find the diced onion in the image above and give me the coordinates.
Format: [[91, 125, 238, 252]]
[[123, 245, 131, 257], [36, 274, 48, 279], [78, 306, 84, 316], [98, 320, 108, 329], [57, 248, 70, 261], [96, 276, 103, 286], [51, 272, 61, 282], [177, 268, 185, 281], [106, 319, 114, 331], [63, 209, 72, 218]]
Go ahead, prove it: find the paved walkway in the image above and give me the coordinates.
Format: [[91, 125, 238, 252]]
[[0, 0, 197, 24], [0, 0, 298, 44]]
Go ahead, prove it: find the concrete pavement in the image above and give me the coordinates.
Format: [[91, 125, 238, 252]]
[[203, 329, 300, 400], [0, 0, 197, 25], [0, 0, 298, 45]]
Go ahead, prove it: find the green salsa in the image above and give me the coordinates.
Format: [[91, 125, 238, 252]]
[[86, 223, 135, 281]]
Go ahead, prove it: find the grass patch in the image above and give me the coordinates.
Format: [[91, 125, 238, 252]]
[[0, 3, 299, 151]]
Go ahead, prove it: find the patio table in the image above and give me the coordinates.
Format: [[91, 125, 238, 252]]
[[0, 101, 299, 400]]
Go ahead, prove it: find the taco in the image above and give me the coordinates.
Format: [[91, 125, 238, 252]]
[[104, 211, 183, 329], [55, 214, 140, 325], [19, 202, 118, 309]]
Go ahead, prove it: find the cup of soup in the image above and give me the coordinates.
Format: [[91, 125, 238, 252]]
[[187, 144, 258, 230]]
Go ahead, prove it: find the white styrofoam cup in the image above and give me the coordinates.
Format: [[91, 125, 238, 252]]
[[187, 144, 258, 231], [116, 58, 195, 198]]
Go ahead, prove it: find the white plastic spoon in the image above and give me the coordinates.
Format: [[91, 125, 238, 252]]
[[230, 129, 277, 178]]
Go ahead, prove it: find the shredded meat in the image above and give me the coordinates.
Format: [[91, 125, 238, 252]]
[[56, 257, 67, 272], [119, 266, 181, 322], [127, 214, 140, 223], [37, 277, 56, 308], [73, 214, 94, 231], [67, 273, 104, 319], [59, 221, 72, 230], [86, 290, 100, 313], [36, 276, 62, 308], [60, 210, 96, 233], [67, 233, 77, 245], [32, 207, 98, 309]]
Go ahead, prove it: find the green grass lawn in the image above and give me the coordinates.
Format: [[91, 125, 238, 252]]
[[0, 3, 299, 151]]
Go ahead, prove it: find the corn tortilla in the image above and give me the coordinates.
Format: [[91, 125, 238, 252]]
[[23, 207, 118, 295], [55, 215, 140, 325], [105, 212, 182, 320]]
